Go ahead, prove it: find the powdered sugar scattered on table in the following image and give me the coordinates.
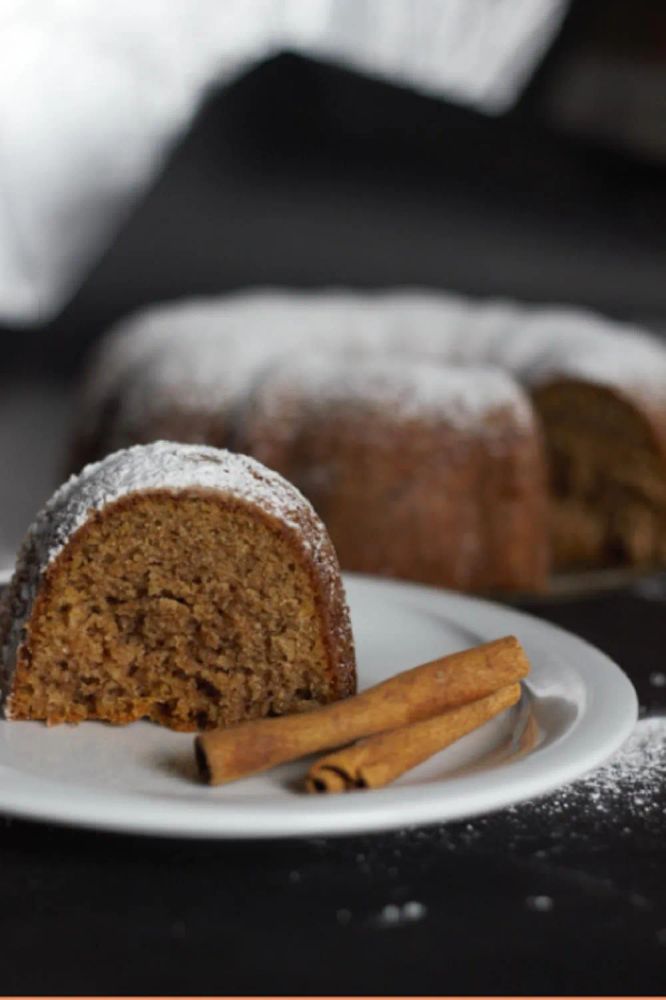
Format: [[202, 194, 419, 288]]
[[525, 894, 554, 912], [527, 715, 666, 832], [405, 716, 666, 851], [288, 718, 665, 941], [302, 716, 666, 878], [520, 715, 665, 824], [375, 900, 428, 927]]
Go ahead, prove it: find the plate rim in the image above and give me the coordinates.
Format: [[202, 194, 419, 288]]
[[0, 572, 638, 839]]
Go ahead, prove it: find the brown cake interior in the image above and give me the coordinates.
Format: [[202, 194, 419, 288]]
[[533, 382, 666, 570], [10, 492, 338, 730]]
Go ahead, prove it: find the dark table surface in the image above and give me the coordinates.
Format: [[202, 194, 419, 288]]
[[2, 580, 665, 995], [3, 48, 666, 995]]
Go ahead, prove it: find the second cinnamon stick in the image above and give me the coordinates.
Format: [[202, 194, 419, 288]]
[[305, 682, 522, 793]]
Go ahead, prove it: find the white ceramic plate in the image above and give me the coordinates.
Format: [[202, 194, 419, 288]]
[[0, 573, 637, 839]]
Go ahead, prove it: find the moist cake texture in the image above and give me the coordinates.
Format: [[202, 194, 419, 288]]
[[0, 442, 355, 729]]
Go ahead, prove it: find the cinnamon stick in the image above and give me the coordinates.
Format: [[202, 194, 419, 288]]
[[305, 682, 522, 793], [195, 635, 529, 785]]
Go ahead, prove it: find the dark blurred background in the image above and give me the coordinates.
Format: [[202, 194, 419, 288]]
[[1, 0, 665, 564], [3, 0, 666, 376]]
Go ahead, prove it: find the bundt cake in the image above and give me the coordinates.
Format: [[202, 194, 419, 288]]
[[238, 357, 548, 592], [70, 292, 363, 471], [70, 289, 666, 584], [0, 442, 356, 729]]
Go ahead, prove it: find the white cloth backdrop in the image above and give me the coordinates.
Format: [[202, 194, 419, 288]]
[[0, 0, 567, 325]]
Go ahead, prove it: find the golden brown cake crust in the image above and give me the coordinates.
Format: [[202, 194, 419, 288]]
[[1, 444, 355, 728]]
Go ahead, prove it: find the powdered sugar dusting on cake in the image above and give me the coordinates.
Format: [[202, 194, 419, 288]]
[[104, 329, 298, 442], [38, 442, 329, 566], [248, 355, 537, 437], [498, 307, 666, 400], [82, 291, 666, 432], [1, 442, 352, 712]]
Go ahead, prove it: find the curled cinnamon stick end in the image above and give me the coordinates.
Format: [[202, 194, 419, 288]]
[[195, 635, 529, 786], [305, 682, 522, 793]]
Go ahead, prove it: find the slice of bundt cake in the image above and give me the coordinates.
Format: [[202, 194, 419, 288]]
[[0, 442, 355, 730], [238, 356, 549, 593]]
